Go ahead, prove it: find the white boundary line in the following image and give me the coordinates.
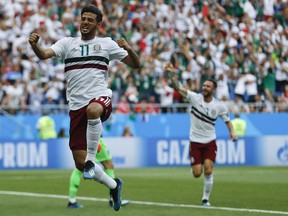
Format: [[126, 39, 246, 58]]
[[1, 190, 288, 215]]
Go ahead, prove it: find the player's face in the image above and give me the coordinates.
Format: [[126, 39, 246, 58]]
[[202, 80, 215, 98], [80, 12, 99, 38]]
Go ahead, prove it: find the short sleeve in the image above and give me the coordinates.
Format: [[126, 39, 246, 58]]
[[107, 38, 128, 61], [219, 103, 230, 122], [186, 90, 199, 105], [50, 37, 70, 59]]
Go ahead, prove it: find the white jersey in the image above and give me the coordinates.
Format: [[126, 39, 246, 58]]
[[51, 36, 128, 110], [186, 91, 230, 143]]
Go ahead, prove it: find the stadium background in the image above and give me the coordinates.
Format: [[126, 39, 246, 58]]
[[0, 0, 288, 170], [0, 1, 288, 215], [1, 112, 288, 169]]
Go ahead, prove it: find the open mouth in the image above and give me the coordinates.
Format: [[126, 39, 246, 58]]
[[81, 25, 89, 32], [203, 90, 208, 95]]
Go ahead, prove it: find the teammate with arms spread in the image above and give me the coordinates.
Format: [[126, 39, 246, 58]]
[[29, 5, 140, 211], [165, 62, 237, 206]]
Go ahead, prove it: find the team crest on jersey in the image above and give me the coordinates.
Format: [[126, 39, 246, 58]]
[[211, 109, 216, 116], [93, 44, 101, 51]]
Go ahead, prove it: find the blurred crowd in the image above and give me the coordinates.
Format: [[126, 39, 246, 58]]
[[0, 0, 288, 115]]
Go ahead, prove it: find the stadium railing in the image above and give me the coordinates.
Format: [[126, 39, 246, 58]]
[[0, 101, 287, 115]]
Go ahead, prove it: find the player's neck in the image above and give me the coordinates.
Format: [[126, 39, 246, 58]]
[[203, 96, 213, 103], [81, 32, 97, 41], [81, 35, 95, 41]]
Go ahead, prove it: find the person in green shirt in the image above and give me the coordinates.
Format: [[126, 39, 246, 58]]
[[263, 67, 276, 102], [36, 111, 57, 140], [68, 138, 130, 208], [231, 113, 247, 137]]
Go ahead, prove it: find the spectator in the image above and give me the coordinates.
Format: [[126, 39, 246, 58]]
[[58, 128, 67, 138], [122, 125, 133, 137], [234, 72, 247, 102], [246, 71, 258, 112], [231, 113, 247, 137], [134, 97, 148, 114], [0, 81, 6, 105], [263, 67, 276, 102], [183, 78, 198, 93], [146, 95, 160, 114], [263, 0, 276, 21], [228, 96, 250, 114], [154, 78, 174, 113], [36, 110, 57, 140], [27, 82, 43, 114], [1, 79, 25, 114], [43, 75, 65, 105], [109, 61, 129, 104], [124, 75, 139, 104], [253, 94, 270, 113], [276, 83, 288, 112], [0, 0, 287, 114], [115, 95, 131, 114], [135, 68, 156, 100], [272, 55, 288, 93], [216, 73, 230, 100]]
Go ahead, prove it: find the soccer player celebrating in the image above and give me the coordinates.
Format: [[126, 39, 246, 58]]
[[68, 138, 130, 208], [165, 62, 237, 206], [29, 4, 140, 211]]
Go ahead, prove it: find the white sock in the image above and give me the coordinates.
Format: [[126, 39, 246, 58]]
[[86, 118, 102, 162], [93, 164, 117, 189], [69, 198, 76, 203], [202, 174, 213, 201]]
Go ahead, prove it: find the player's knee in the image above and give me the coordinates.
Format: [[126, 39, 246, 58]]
[[87, 103, 103, 118], [192, 170, 202, 178], [204, 167, 213, 176]]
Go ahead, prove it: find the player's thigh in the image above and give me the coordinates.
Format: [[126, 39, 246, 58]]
[[203, 140, 217, 163], [189, 142, 203, 165], [203, 140, 217, 175], [190, 142, 203, 177], [69, 106, 87, 151]]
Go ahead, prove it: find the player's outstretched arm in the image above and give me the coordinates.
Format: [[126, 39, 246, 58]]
[[28, 33, 56, 60], [165, 62, 188, 99], [117, 38, 140, 69]]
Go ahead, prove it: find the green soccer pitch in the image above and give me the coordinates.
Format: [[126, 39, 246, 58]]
[[1, 167, 288, 216]]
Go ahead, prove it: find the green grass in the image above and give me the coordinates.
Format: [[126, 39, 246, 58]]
[[0, 167, 288, 216]]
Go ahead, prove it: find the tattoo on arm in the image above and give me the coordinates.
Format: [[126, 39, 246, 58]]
[[170, 73, 187, 98], [171, 74, 180, 91]]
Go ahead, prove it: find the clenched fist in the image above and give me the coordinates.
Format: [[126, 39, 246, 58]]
[[29, 33, 40, 46], [117, 38, 131, 51]]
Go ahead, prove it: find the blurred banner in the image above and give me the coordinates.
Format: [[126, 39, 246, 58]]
[[1, 113, 288, 140], [0, 136, 288, 170]]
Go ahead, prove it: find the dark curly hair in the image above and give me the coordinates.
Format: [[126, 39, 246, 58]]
[[81, 4, 103, 23], [206, 78, 217, 89]]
